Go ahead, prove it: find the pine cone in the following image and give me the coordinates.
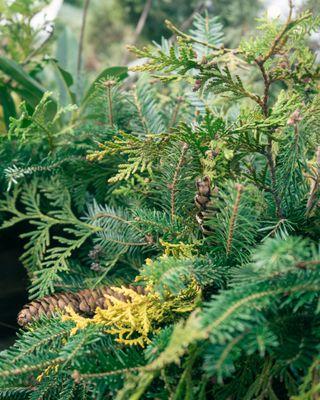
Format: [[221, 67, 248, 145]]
[[17, 285, 146, 327], [195, 176, 211, 210]]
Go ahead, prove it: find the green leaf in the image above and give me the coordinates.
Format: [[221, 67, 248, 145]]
[[51, 60, 76, 106], [81, 66, 128, 106], [0, 56, 48, 107], [0, 84, 16, 130]]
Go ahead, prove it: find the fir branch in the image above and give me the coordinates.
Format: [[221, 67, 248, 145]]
[[12, 328, 71, 364], [0, 357, 64, 378], [226, 183, 243, 256], [132, 84, 149, 135], [73, 366, 141, 381], [168, 96, 183, 129], [265, 144, 283, 219], [170, 142, 189, 220]]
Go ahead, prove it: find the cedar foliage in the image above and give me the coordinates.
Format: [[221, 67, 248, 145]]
[[0, 2, 320, 399]]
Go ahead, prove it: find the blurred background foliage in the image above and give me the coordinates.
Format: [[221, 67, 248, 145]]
[[63, 0, 263, 69], [0, 0, 261, 134], [0, 0, 319, 135]]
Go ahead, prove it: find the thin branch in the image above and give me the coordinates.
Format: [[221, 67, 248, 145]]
[[77, 0, 91, 80], [91, 212, 130, 225], [104, 237, 149, 247], [0, 357, 64, 378], [168, 96, 183, 129], [133, 85, 149, 134], [254, 60, 283, 218], [252, 5, 298, 218], [122, 0, 152, 64], [226, 183, 243, 256], [259, 0, 294, 64], [295, 259, 320, 269], [73, 366, 141, 381], [255, 60, 271, 117], [265, 145, 283, 218], [306, 146, 320, 214], [170, 142, 189, 221], [179, 3, 206, 31], [104, 80, 115, 128], [167, 2, 207, 46], [22, 25, 55, 66], [165, 19, 239, 55], [12, 329, 71, 363], [0, 320, 17, 330]]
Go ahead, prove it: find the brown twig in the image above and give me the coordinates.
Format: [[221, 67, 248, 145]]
[[255, 59, 271, 117], [122, 0, 152, 64], [259, 0, 294, 64], [251, 2, 297, 219], [295, 259, 320, 269]]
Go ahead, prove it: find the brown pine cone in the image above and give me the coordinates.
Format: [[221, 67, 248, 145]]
[[17, 285, 146, 327], [195, 176, 212, 210]]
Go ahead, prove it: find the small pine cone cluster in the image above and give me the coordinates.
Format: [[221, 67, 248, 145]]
[[17, 285, 146, 327]]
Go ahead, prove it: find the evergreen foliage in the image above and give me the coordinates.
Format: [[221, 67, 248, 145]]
[[0, 3, 320, 399]]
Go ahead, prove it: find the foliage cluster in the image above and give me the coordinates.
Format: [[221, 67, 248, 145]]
[[0, 2, 320, 399]]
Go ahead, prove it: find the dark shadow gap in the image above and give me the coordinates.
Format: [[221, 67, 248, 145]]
[[0, 225, 28, 349]]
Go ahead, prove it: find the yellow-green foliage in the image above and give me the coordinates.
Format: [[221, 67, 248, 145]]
[[63, 284, 199, 347], [159, 239, 197, 258]]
